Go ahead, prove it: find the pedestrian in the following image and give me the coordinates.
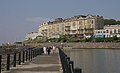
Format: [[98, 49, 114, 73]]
[[43, 46, 47, 54], [47, 46, 51, 55], [52, 46, 56, 54]]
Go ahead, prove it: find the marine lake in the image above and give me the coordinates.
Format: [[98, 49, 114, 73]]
[[64, 49, 120, 73]]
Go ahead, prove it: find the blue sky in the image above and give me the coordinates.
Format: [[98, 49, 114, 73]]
[[0, 0, 120, 44]]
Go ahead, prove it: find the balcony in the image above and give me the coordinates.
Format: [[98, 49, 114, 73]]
[[70, 26, 77, 30], [65, 26, 70, 31]]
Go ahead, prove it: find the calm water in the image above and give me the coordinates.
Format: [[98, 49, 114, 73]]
[[64, 49, 120, 73]]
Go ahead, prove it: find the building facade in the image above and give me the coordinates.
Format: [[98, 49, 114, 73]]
[[38, 14, 104, 38], [94, 29, 105, 38], [94, 25, 120, 38], [104, 25, 120, 37], [25, 32, 38, 40]]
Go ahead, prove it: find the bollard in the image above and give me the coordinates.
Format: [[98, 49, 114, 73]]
[[0, 55, 1, 73], [6, 54, 10, 71], [26, 50, 28, 61], [74, 68, 82, 73], [18, 52, 21, 65], [22, 51, 25, 63], [13, 53, 16, 67], [69, 61, 74, 73]]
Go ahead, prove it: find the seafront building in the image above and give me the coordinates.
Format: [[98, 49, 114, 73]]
[[38, 14, 104, 38], [25, 32, 38, 40], [25, 15, 120, 40], [94, 25, 120, 38]]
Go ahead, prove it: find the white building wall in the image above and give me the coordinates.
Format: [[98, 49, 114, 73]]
[[25, 32, 38, 40], [95, 25, 120, 38]]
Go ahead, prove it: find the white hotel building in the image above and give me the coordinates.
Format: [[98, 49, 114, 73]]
[[94, 25, 120, 38]]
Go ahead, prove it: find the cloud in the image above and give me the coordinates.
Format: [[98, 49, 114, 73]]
[[26, 17, 54, 24]]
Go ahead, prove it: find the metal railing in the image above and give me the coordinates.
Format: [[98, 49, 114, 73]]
[[59, 48, 82, 73], [0, 47, 43, 73]]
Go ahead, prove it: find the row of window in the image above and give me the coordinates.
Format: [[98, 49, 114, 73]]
[[96, 29, 120, 34]]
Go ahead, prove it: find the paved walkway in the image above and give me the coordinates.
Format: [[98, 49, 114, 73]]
[[3, 49, 63, 73]]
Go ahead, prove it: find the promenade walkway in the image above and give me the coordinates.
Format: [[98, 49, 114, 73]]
[[3, 49, 62, 73]]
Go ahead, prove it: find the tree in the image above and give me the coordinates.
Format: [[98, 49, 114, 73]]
[[104, 19, 116, 25], [116, 20, 120, 24]]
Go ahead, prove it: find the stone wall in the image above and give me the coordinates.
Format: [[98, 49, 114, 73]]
[[30, 42, 120, 49]]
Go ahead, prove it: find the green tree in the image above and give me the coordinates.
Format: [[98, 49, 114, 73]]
[[104, 19, 116, 25], [116, 20, 120, 24]]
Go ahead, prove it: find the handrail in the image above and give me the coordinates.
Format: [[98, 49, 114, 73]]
[[0, 47, 43, 73], [59, 48, 82, 73]]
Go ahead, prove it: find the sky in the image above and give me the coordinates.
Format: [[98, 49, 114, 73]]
[[0, 0, 120, 45]]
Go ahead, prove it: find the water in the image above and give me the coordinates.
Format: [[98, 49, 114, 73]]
[[64, 49, 120, 73]]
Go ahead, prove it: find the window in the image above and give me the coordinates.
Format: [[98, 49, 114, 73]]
[[92, 20, 94, 24], [114, 29, 116, 33], [73, 22, 75, 26], [118, 29, 120, 33], [110, 30, 112, 34], [106, 30, 109, 33], [72, 30, 76, 33], [79, 21, 82, 25]]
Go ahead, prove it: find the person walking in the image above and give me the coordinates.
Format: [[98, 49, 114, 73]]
[[47, 46, 51, 55], [52, 46, 56, 54], [43, 46, 47, 54]]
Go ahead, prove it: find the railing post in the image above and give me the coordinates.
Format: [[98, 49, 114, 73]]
[[29, 49, 30, 61], [18, 52, 21, 65], [36, 49, 38, 56], [67, 57, 70, 73], [0, 55, 2, 73], [35, 49, 37, 56], [33, 49, 35, 58], [22, 51, 25, 63], [6, 54, 10, 71], [38, 48, 40, 55], [74, 68, 82, 73], [26, 50, 28, 61], [64, 54, 67, 73], [31, 50, 32, 60], [69, 61, 74, 73], [13, 53, 16, 67], [35, 49, 36, 57]]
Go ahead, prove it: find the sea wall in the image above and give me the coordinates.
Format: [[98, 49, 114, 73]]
[[29, 42, 120, 49]]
